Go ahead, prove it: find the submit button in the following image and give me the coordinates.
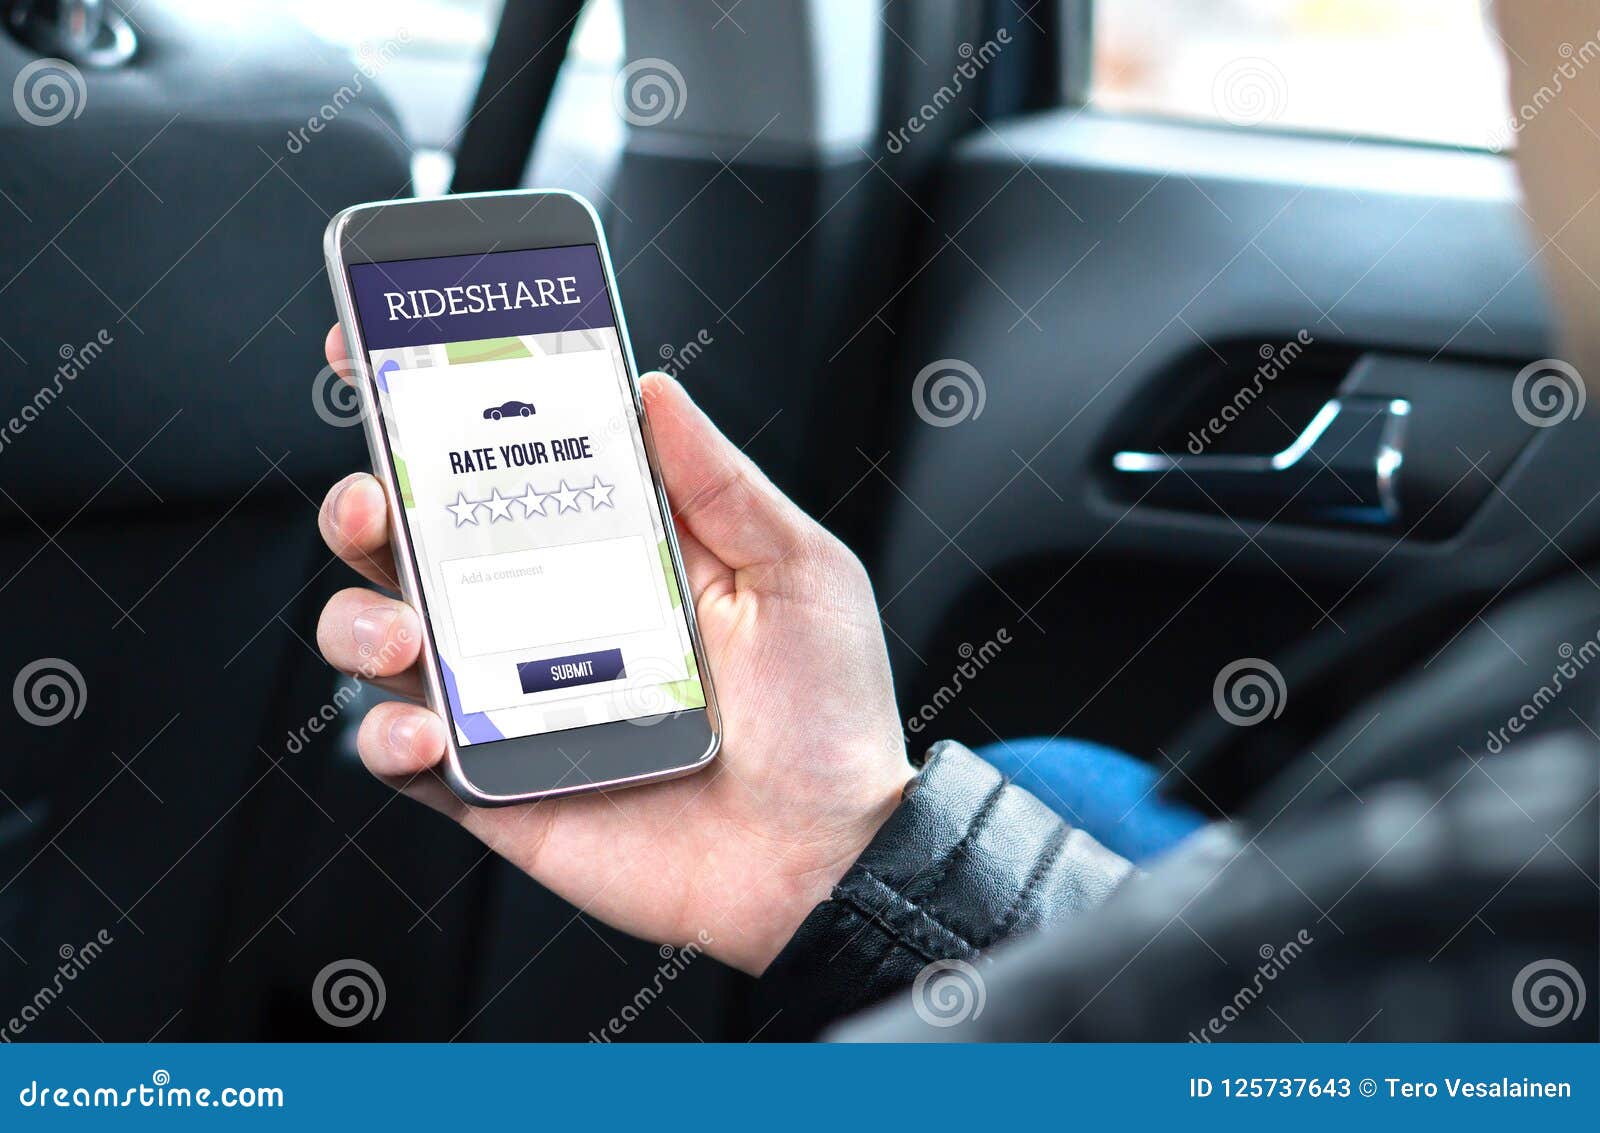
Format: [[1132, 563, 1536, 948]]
[[517, 648, 627, 695]]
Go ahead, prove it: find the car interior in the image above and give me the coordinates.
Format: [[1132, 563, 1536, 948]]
[[2, 0, 1596, 1040]]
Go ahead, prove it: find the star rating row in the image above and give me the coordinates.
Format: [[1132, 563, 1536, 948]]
[[446, 477, 615, 527]]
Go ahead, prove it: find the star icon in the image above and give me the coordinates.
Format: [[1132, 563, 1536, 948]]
[[516, 481, 550, 518], [483, 487, 517, 523], [446, 491, 482, 527], [551, 479, 583, 514], [582, 476, 615, 509]]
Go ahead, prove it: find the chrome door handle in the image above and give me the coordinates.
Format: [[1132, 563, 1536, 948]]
[[1111, 396, 1410, 526]]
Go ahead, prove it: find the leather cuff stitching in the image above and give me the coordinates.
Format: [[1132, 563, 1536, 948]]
[[902, 776, 1007, 906], [836, 866, 981, 962], [986, 820, 1070, 947]]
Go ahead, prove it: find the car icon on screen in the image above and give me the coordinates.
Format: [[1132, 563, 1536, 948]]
[[483, 400, 535, 420]]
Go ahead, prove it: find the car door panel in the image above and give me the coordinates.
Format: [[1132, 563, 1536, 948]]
[[875, 112, 1588, 759]]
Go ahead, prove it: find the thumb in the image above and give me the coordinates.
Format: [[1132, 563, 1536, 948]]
[[640, 372, 805, 570]]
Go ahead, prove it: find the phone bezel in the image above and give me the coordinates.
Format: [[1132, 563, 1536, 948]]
[[324, 189, 720, 807]]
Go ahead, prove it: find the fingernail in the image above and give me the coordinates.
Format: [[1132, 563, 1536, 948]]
[[327, 474, 361, 534], [352, 605, 398, 657], [388, 714, 422, 759]]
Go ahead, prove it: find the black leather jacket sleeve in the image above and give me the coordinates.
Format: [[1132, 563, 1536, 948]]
[[757, 740, 1135, 1036], [759, 732, 1596, 1042]]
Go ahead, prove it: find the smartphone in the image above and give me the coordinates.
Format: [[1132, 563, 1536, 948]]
[[324, 189, 719, 805]]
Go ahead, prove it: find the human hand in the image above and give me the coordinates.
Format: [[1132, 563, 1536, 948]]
[[314, 326, 911, 974]]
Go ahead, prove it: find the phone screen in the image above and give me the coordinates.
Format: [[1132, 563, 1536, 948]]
[[346, 243, 705, 747]]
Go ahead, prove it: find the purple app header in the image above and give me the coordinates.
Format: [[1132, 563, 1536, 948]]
[[349, 243, 614, 351]]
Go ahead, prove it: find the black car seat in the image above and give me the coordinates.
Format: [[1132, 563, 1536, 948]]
[[0, 2, 419, 1038]]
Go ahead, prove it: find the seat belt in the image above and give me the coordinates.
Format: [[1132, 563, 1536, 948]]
[[450, 0, 588, 194]]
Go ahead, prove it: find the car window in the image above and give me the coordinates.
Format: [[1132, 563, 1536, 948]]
[[281, 0, 623, 192], [1087, 0, 1517, 150]]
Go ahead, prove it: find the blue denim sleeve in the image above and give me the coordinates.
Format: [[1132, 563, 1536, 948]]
[[971, 737, 1209, 863]]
